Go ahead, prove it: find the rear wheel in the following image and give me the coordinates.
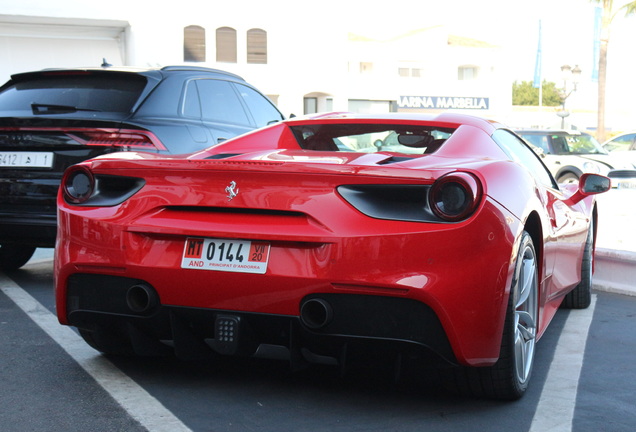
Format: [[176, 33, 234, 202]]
[[0, 244, 36, 271], [561, 218, 594, 309], [448, 231, 538, 400]]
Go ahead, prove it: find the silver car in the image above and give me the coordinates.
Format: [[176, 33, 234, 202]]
[[516, 129, 636, 188]]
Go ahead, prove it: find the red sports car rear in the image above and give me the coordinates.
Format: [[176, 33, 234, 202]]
[[55, 113, 609, 400]]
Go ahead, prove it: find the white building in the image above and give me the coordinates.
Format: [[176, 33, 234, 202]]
[[3, 0, 627, 133]]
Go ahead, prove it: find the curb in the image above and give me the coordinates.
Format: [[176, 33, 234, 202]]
[[592, 248, 636, 297]]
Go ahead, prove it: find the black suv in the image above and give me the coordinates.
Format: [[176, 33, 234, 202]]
[[0, 66, 284, 269]]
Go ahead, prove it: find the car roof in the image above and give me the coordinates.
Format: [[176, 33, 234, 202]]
[[7, 65, 245, 82], [515, 129, 588, 135], [515, 129, 585, 135]]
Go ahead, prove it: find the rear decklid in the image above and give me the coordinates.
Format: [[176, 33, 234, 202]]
[[82, 152, 447, 242]]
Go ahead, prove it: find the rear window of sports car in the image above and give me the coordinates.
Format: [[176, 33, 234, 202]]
[[0, 73, 147, 114], [289, 124, 455, 154]]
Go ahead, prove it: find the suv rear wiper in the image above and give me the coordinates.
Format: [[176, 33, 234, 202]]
[[31, 103, 101, 114]]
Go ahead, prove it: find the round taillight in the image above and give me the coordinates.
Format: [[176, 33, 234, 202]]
[[63, 166, 95, 204], [429, 172, 482, 222]]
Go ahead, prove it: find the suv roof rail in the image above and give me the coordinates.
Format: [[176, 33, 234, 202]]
[[160, 65, 244, 80]]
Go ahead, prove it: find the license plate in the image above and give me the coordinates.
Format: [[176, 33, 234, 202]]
[[181, 237, 270, 274], [0, 152, 54, 168], [616, 180, 636, 189]]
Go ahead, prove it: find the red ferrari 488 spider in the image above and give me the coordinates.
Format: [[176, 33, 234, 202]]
[[55, 113, 610, 400]]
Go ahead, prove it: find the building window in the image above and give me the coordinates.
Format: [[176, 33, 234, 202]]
[[360, 62, 373, 74], [398, 68, 423, 78], [458, 66, 479, 80], [247, 28, 267, 64], [304, 97, 317, 115], [184, 25, 206, 62], [216, 27, 237, 63]]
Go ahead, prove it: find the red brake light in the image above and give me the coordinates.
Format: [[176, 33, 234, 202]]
[[67, 129, 167, 151], [0, 127, 167, 151], [63, 165, 95, 204], [429, 172, 482, 222]]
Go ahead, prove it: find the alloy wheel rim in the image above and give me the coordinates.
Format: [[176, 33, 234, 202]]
[[513, 244, 538, 385]]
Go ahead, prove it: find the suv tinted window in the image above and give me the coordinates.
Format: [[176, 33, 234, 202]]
[[0, 74, 146, 114], [492, 129, 557, 188], [235, 83, 283, 127], [192, 79, 251, 126]]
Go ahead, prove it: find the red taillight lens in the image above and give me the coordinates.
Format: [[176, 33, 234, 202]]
[[0, 127, 167, 151], [67, 129, 167, 151], [63, 165, 95, 204], [429, 172, 482, 222]]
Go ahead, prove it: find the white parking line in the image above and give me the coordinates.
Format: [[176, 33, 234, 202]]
[[0, 274, 192, 432], [529, 294, 597, 432]]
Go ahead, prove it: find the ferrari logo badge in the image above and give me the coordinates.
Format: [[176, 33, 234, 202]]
[[225, 181, 239, 201]]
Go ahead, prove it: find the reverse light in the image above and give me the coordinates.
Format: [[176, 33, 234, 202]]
[[429, 172, 482, 222], [63, 165, 95, 204]]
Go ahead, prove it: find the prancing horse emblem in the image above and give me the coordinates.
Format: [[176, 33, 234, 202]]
[[225, 181, 239, 201]]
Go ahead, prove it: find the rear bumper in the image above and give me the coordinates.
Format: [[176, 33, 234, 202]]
[[608, 169, 636, 189], [55, 197, 520, 366], [65, 273, 457, 365]]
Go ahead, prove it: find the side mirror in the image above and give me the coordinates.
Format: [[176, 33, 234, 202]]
[[580, 173, 611, 194], [564, 173, 611, 205]]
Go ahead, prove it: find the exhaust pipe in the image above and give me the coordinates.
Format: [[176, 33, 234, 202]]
[[126, 283, 158, 314], [300, 298, 333, 329]]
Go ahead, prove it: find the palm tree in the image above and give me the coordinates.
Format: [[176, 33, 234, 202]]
[[594, 1, 636, 142]]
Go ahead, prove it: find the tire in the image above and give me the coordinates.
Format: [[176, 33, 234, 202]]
[[561, 219, 593, 309], [79, 328, 136, 356], [447, 231, 538, 400], [0, 244, 37, 271], [557, 172, 579, 185]]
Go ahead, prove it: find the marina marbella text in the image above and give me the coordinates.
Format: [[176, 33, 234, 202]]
[[398, 96, 490, 110]]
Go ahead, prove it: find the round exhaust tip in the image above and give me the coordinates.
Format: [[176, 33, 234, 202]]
[[126, 284, 158, 314], [300, 298, 333, 329]]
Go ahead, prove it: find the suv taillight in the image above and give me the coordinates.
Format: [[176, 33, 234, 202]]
[[0, 127, 167, 151], [67, 129, 167, 151]]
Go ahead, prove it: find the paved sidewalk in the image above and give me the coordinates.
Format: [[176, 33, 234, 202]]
[[594, 188, 636, 296]]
